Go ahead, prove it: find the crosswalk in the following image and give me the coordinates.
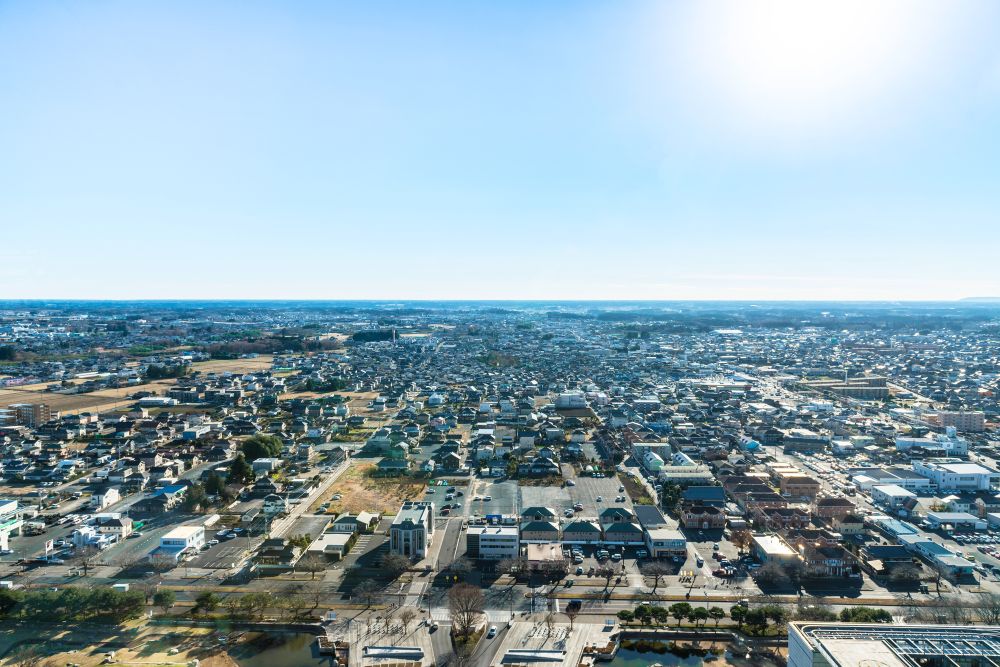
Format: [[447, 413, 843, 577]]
[[428, 607, 513, 622]]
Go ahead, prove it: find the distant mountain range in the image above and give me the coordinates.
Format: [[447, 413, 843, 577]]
[[960, 297, 1000, 302]]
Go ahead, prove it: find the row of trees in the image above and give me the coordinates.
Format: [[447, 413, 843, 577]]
[[618, 602, 725, 628], [0, 587, 145, 623]]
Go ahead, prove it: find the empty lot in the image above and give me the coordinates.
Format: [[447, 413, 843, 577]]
[[313, 460, 428, 515]]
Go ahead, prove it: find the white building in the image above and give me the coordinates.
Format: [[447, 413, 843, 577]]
[[789, 622, 1000, 667], [554, 391, 588, 409], [466, 525, 519, 560], [912, 458, 1000, 492], [644, 528, 687, 559], [150, 524, 205, 564], [389, 501, 434, 559], [90, 487, 120, 510], [871, 484, 916, 510], [896, 428, 968, 456], [0, 499, 22, 551]]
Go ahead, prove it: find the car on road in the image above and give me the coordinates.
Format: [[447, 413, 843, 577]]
[[426, 488, 436, 494], [611, 553, 622, 562], [575, 566, 584, 575], [332, 494, 342, 501], [129, 531, 143, 538], [487, 626, 497, 639], [573, 503, 583, 511], [484, 496, 492, 502], [564, 509, 574, 517], [456, 490, 464, 496], [615, 495, 625, 502], [595, 496, 603, 502], [636, 549, 648, 558], [713, 542, 720, 551], [573, 554, 584, 564], [565, 480, 576, 486], [473, 496, 482, 501], [207, 539, 220, 546], [618, 485, 625, 492]]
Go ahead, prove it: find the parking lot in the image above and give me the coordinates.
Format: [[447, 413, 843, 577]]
[[468, 478, 519, 517], [519, 474, 629, 519]]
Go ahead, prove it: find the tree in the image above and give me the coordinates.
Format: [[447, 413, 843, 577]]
[[0, 588, 23, 617], [544, 611, 556, 635], [794, 603, 837, 621], [597, 565, 615, 590], [182, 483, 208, 511], [382, 553, 411, 578], [617, 609, 634, 622], [448, 583, 485, 639], [229, 453, 254, 484], [448, 557, 473, 582], [691, 606, 710, 627], [194, 591, 221, 615], [744, 608, 769, 633], [730, 604, 747, 628], [890, 563, 922, 586], [641, 561, 671, 594], [399, 607, 418, 632], [975, 592, 1000, 625], [204, 471, 228, 498], [650, 605, 669, 625], [708, 606, 726, 627], [298, 552, 327, 580], [242, 434, 283, 462], [153, 589, 176, 614], [669, 602, 692, 627], [839, 606, 892, 623], [565, 600, 581, 631], [731, 529, 753, 556], [634, 605, 652, 625], [353, 579, 380, 608], [755, 561, 791, 587]]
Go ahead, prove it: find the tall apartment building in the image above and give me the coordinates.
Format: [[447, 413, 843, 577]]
[[934, 411, 985, 433], [390, 501, 434, 559], [7, 403, 52, 427]]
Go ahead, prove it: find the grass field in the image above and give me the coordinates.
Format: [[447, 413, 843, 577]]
[[311, 460, 428, 515]]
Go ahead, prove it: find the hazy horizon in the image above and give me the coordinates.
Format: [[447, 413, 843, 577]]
[[3, 1, 1000, 300]]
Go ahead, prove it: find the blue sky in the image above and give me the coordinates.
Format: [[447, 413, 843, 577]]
[[2, 0, 999, 300]]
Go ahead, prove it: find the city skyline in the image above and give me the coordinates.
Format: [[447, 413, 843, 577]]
[[3, 0, 1000, 300]]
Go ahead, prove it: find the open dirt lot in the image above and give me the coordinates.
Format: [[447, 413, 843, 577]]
[[189, 355, 273, 374], [311, 460, 428, 515], [0, 356, 274, 415]]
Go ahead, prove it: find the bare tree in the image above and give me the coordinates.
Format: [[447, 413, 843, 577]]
[[975, 592, 1000, 625], [399, 607, 417, 633], [731, 529, 753, 556], [448, 583, 484, 639], [641, 561, 671, 594], [565, 600, 581, 632], [353, 579, 380, 608], [544, 611, 556, 635], [597, 565, 615, 591], [382, 553, 412, 579], [11, 647, 45, 667], [298, 552, 327, 580]]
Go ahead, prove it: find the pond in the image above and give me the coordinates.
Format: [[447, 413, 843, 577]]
[[227, 632, 330, 667], [608, 641, 782, 667]]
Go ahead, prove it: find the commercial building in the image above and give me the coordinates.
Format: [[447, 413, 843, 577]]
[[924, 511, 987, 531], [789, 622, 1000, 667], [389, 501, 434, 559], [912, 458, 1000, 492], [0, 499, 23, 551], [751, 534, 799, 564], [871, 484, 917, 510], [895, 429, 969, 457], [150, 525, 205, 564], [466, 525, 519, 560], [850, 467, 935, 493], [644, 528, 687, 560]]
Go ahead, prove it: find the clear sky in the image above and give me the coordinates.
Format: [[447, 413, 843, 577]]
[[3, 1, 1000, 300]]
